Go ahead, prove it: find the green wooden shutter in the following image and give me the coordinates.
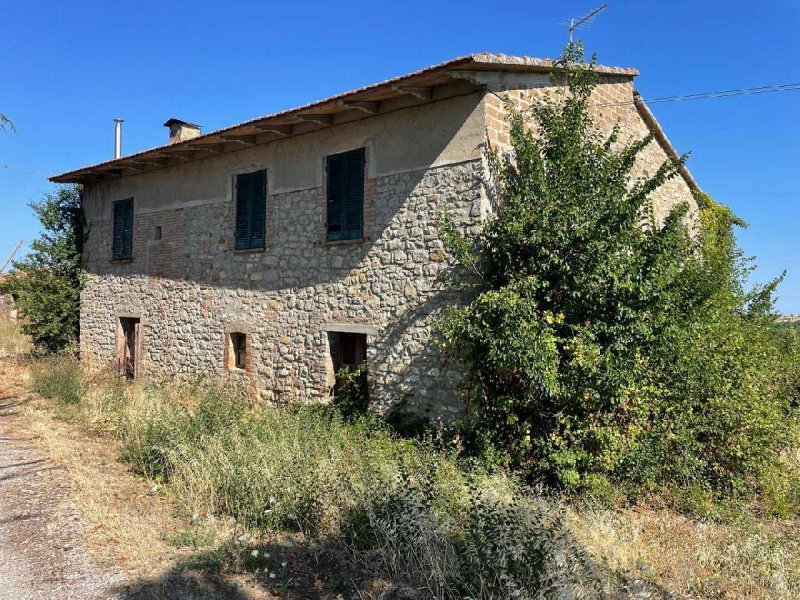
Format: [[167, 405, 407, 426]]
[[112, 198, 133, 260], [343, 148, 364, 240], [249, 170, 266, 248], [122, 199, 133, 259], [235, 174, 251, 250], [235, 170, 267, 250], [327, 148, 364, 242], [326, 153, 346, 241], [112, 202, 124, 260]]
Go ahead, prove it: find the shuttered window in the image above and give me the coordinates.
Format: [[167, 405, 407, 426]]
[[235, 170, 267, 250], [112, 198, 134, 260], [326, 148, 365, 241]]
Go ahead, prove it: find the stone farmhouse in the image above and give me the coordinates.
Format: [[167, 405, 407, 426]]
[[51, 53, 698, 419]]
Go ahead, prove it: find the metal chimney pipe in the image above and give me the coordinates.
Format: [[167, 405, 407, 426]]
[[113, 118, 124, 159]]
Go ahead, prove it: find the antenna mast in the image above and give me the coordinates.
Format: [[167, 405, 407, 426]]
[[569, 3, 608, 42], [0, 240, 22, 273]]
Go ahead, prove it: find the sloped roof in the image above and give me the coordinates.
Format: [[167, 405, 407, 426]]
[[50, 53, 638, 184]]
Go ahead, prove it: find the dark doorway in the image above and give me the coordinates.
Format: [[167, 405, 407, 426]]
[[119, 317, 140, 379], [230, 332, 247, 370], [331, 332, 366, 372], [328, 331, 368, 401]]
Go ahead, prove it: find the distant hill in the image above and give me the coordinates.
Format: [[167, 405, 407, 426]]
[[778, 314, 800, 330]]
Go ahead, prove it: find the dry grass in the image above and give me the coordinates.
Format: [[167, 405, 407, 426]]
[[0, 348, 189, 577], [21, 406, 190, 575], [0, 319, 30, 358], [0, 326, 269, 598], [568, 504, 800, 599]]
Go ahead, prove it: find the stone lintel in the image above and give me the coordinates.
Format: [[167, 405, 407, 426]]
[[320, 322, 379, 335]]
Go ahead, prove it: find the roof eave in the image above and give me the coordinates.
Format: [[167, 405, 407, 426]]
[[49, 53, 638, 184]]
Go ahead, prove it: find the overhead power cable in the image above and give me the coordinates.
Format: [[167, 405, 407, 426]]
[[593, 82, 800, 108]]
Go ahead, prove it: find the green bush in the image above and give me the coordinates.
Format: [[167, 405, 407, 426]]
[[438, 43, 800, 500], [1, 186, 83, 354], [30, 353, 85, 405]]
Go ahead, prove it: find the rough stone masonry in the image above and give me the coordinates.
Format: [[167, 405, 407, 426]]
[[53, 54, 698, 420]]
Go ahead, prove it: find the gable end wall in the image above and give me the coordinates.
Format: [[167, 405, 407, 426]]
[[484, 74, 698, 226]]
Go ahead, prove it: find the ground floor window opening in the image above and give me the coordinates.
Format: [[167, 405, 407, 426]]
[[118, 317, 140, 380], [227, 332, 248, 371], [328, 331, 369, 410]]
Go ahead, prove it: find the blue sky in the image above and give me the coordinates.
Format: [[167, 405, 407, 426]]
[[1, 0, 798, 312]]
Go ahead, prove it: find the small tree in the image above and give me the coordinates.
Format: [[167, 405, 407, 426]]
[[2, 186, 83, 353], [439, 44, 798, 498]]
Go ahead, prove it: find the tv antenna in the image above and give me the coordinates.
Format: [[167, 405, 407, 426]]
[[569, 3, 608, 42], [0, 240, 23, 273]]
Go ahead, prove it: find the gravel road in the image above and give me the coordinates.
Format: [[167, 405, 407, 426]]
[[0, 398, 125, 600]]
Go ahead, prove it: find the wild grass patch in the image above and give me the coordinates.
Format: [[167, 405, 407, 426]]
[[47, 368, 605, 598], [0, 320, 31, 358], [30, 353, 84, 405]]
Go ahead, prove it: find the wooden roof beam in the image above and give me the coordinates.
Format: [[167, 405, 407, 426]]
[[391, 85, 433, 100], [127, 158, 166, 168], [161, 147, 198, 156], [252, 124, 293, 136], [190, 143, 225, 154], [216, 134, 257, 145], [338, 100, 379, 114], [154, 151, 192, 161], [296, 113, 334, 126], [73, 171, 110, 182]]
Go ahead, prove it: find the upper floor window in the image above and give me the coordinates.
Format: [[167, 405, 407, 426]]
[[235, 170, 267, 250], [112, 198, 134, 261], [326, 148, 365, 241]]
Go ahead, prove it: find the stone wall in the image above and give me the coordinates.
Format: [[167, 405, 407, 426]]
[[484, 75, 698, 226], [80, 159, 483, 419]]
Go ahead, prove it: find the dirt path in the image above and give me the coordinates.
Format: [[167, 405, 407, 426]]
[[0, 397, 125, 600]]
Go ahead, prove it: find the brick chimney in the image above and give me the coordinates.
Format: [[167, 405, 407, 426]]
[[164, 118, 201, 144]]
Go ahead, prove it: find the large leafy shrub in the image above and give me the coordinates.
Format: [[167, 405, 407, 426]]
[[1, 185, 83, 353], [439, 44, 800, 499]]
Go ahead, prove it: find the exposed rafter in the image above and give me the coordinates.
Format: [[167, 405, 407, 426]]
[[155, 151, 191, 161], [127, 159, 166, 168], [338, 100, 379, 114], [191, 144, 225, 154], [163, 148, 198, 156], [391, 85, 433, 100], [217, 134, 257, 145], [252, 124, 293, 136], [296, 113, 334, 126]]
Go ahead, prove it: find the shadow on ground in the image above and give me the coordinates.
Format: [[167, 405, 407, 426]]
[[115, 534, 681, 600]]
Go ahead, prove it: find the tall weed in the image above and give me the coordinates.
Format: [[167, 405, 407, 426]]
[[30, 353, 84, 405]]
